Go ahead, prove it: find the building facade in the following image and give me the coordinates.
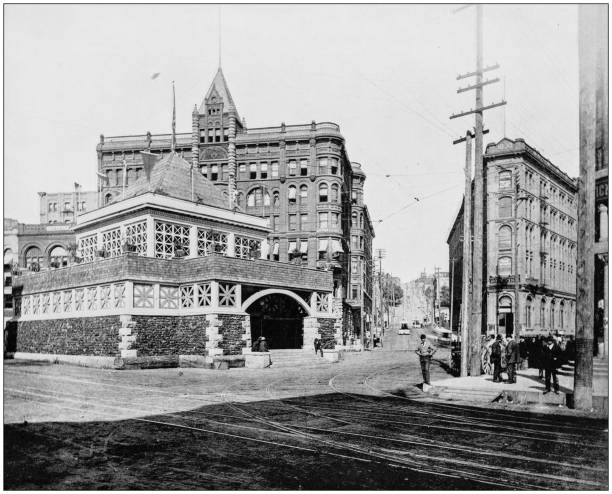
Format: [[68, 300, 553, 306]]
[[95, 67, 374, 344], [39, 189, 97, 224], [448, 138, 578, 337]]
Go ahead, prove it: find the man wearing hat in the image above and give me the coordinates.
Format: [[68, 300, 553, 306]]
[[415, 334, 436, 385], [542, 335, 561, 394], [490, 334, 504, 383]]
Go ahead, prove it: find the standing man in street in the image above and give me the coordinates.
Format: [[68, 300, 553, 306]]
[[542, 335, 562, 394], [415, 334, 436, 385], [505, 336, 519, 383], [490, 334, 503, 383]]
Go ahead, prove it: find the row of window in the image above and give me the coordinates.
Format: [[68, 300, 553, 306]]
[[104, 167, 143, 187], [20, 283, 127, 316], [522, 296, 574, 329], [267, 237, 344, 262], [24, 246, 69, 270], [17, 281, 240, 316], [77, 221, 261, 263], [244, 183, 342, 208], [47, 201, 87, 213], [499, 169, 575, 211]]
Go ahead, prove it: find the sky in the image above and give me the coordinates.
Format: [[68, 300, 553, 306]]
[[3, 4, 580, 282]]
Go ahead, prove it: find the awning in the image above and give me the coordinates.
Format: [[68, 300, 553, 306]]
[[273, 242, 279, 255], [300, 240, 308, 254], [318, 239, 329, 252], [288, 241, 297, 253], [331, 239, 343, 253]]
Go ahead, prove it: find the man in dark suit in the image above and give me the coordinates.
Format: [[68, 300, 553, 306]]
[[505, 337, 519, 383], [542, 335, 561, 394], [490, 335, 503, 383]]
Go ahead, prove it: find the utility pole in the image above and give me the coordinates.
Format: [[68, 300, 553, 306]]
[[574, 4, 607, 409], [449, 257, 456, 332], [376, 249, 386, 336], [513, 168, 523, 342], [451, 4, 506, 376]]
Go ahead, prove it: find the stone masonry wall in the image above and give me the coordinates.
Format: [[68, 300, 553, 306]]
[[15, 316, 122, 356], [131, 315, 209, 357], [318, 317, 337, 349], [216, 313, 249, 355]]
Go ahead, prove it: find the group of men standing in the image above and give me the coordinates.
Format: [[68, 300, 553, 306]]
[[490, 334, 563, 393]]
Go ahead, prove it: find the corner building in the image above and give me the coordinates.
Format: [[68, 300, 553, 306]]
[[10, 151, 337, 367], [96, 68, 374, 344], [448, 138, 578, 337]]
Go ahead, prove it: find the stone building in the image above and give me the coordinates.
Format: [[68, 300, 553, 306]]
[[95, 67, 374, 344], [448, 138, 578, 337], [39, 189, 97, 224], [10, 150, 338, 368], [446, 202, 464, 332]]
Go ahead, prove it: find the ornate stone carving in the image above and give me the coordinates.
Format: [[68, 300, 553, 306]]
[[200, 146, 228, 161]]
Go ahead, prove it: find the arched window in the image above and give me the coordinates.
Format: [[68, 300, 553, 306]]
[[49, 245, 68, 268], [288, 185, 297, 203], [351, 211, 358, 227], [273, 191, 280, 208], [540, 298, 547, 327], [263, 192, 270, 207], [498, 196, 512, 217], [550, 300, 556, 329], [525, 296, 533, 327], [25, 246, 43, 270], [331, 184, 339, 203], [498, 256, 512, 276], [359, 213, 363, 228], [4, 249, 15, 265], [299, 185, 308, 202], [499, 170, 512, 189], [247, 188, 263, 207], [498, 296, 513, 316], [498, 225, 512, 250], [319, 183, 328, 203], [559, 301, 565, 329], [105, 193, 113, 205]]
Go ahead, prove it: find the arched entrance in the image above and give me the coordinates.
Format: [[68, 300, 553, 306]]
[[245, 292, 308, 349], [497, 295, 514, 337]]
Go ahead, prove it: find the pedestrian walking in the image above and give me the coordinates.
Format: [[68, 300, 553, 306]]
[[505, 337, 519, 383], [490, 334, 503, 383], [542, 335, 561, 394], [415, 334, 436, 385], [314, 337, 323, 357]]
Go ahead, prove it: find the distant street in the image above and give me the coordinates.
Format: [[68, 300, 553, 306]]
[[5, 323, 607, 490]]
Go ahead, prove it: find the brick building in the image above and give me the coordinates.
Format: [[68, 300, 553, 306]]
[[10, 150, 338, 368], [95, 67, 374, 344], [448, 138, 578, 337], [39, 189, 97, 224]]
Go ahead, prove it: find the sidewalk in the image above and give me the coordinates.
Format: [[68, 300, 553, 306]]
[[428, 366, 608, 416]]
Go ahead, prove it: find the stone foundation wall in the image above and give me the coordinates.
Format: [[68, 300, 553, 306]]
[[216, 313, 249, 355], [318, 317, 337, 348], [14, 316, 122, 356], [131, 315, 209, 357]]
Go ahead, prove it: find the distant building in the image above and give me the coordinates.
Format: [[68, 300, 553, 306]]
[[95, 67, 374, 343], [448, 138, 578, 337], [433, 270, 450, 327], [38, 189, 97, 224]]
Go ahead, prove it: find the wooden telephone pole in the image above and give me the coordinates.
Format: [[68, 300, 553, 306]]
[[451, 4, 506, 375]]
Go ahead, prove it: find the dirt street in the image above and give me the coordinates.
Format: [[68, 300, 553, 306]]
[[4, 341, 608, 490]]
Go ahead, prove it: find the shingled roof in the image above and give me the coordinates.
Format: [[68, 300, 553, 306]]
[[123, 151, 233, 210]]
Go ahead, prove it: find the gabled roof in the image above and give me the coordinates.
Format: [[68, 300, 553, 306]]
[[198, 67, 239, 118], [123, 151, 234, 210]]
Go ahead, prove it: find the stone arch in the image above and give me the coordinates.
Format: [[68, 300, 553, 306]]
[[241, 288, 312, 317]]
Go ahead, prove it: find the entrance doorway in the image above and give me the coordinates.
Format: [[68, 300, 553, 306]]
[[498, 295, 514, 337], [247, 293, 306, 349]]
